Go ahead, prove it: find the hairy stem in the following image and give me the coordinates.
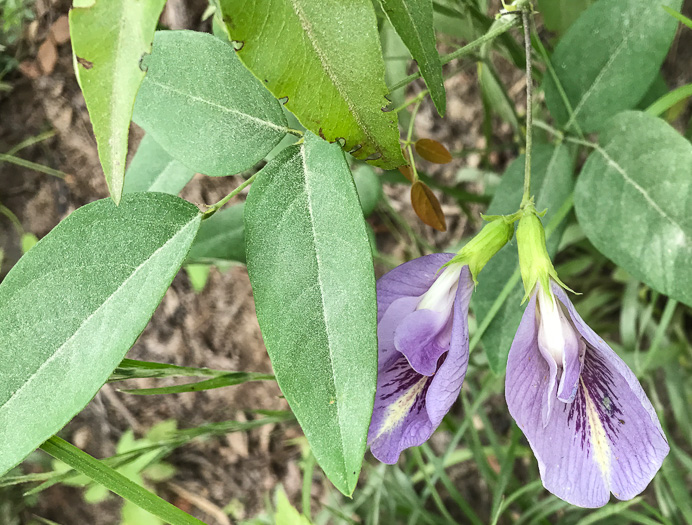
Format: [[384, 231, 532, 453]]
[[202, 172, 259, 220], [521, 10, 533, 208]]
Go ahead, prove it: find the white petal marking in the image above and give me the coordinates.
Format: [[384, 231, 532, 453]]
[[582, 378, 612, 485], [375, 377, 428, 440]]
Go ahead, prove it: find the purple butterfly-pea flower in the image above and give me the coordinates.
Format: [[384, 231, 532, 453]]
[[368, 220, 513, 463], [506, 211, 669, 507]]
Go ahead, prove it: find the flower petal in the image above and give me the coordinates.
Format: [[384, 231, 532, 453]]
[[552, 285, 670, 502], [556, 333, 584, 404], [507, 286, 670, 507], [394, 308, 451, 376], [426, 266, 473, 426], [368, 353, 434, 464], [378, 296, 420, 368], [506, 292, 558, 427], [377, 253, 454, 322]]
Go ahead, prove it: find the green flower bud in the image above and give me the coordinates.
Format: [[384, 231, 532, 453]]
[[447, 218, 514, 284], [516, 207, 569, 302]]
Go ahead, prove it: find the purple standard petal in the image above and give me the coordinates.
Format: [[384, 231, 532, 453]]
[[377, 253, 454, 322], [506, 285, 670, 508], [552, 284, 670, 503]]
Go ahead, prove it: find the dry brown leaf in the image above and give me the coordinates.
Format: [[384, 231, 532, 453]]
[[50, 15, 70, 45], [411, 181, 447, 232], [415, 138, 453, 164], [37, 39, 58, 75]]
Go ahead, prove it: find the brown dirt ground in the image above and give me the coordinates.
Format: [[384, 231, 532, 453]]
[[1, 0, 691, 523]]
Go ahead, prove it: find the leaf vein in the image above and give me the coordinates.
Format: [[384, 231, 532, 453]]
[[299, 143, 349, 479], [144, 79, 289, 134]]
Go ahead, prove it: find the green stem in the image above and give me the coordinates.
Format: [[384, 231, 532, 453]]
[[40, 436, 205, 525], [202, 172, 259, 219], [533, 119, 596, 149], [0, 203, 24, 236], [301, 451, 316, 520], [6, 130, 56, 156], [0, 153, 67, 179], [520, 10, 533, 208], [388, 16, 520, 92], [393, 90, 428, 114], [404, 99, 423, 183]]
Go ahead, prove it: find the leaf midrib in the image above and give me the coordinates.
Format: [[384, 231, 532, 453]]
[[288, 0, 382, 155], [144, 78, 289, 134], [298, 143, 350, 481], [0, 215, 200, 415]]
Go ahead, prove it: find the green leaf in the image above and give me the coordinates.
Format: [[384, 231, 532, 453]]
[[663, 5, 692, 30], [186, 203, 245, 264], [40, 436, 204, 525], [123, 135, 196, 195], [537, 0, 594, 36], [542, 0, 682, 133], [185, 264, 211, 293], [276, 486, 313, 525], [575, 110, 692, 308], [120, 372, 274, 396], [379, 0, 445, 116], [636, 74, 669, 111], [218, 0, 405, 170], [133, 30, 289, 176], [645, 83, 692, 118], [20, 233, 38, 253], [69, 0, 167, 204], [472, 144, 574, 373], [245, 131, 377, 496], [478, 61, 520, 132], [0, 193, 201, 476], [381, 19, 411, 129], [110, 358, 220, 382], [352, 164, 382, 217]]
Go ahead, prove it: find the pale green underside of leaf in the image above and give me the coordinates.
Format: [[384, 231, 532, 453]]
[[575, 110, 692, 308], [218, 0, 405, 169], [133, 30, 289, 177], [245, 132, 377, 495], [124, 134, 196, 195], [542, 0, 681, 133], [0, 193, 201, 476], [187, 203, 246, 264], [472, 144, 574, 373], [379, 0, 445, 116], [69, 0, 167, 204]]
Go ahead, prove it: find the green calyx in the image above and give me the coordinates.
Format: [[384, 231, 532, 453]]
[[516, 204, 570, 302], [445, 218, 514, 284]]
